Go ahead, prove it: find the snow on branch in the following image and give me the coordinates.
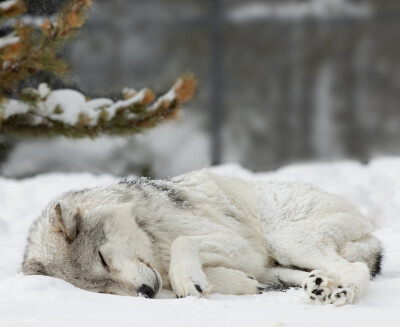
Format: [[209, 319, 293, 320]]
[[0, 0, 17, 11], [0, 0, 26, 18], [0, 75, 196, 137], [228, 0, 372, 23], [0, 32, 19, 49]]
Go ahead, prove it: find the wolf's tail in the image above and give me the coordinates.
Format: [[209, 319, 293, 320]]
[[339, 235, 383, 278]]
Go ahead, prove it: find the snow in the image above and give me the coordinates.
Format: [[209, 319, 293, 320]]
[[1, 157, 400, 326], [149, 82, 177, 111], [0, 34, 19, 49], [106, 88, 148, 118], [0, 0, 18, 11], [228, 0, 371, 22], [46, 89, 94, 125], [37, 83, 51, 99], [0, 99, 29, 119]]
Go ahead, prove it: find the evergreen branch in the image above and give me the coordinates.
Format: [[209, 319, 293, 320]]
[[0, 74, 196, 137], [0, 0, 194, 138], [0, 0, 91, 94]]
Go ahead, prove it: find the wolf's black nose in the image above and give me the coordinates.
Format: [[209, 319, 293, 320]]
[[138, 284, 155, 298]]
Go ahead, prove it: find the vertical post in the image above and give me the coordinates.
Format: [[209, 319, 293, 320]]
[[209, 0, 223, 165]]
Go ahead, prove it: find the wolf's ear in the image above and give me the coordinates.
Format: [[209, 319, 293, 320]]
[[50, 201, 80, 242]]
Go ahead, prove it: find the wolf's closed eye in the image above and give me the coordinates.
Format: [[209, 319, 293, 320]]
[[98, 251, 108, 268]]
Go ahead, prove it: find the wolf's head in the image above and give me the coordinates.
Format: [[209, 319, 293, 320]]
[[22, 190, 162, 298]]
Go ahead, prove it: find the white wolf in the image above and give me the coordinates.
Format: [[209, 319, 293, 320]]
[[23, 170, 382, 305]]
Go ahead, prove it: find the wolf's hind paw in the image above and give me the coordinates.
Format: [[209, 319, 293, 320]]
[[329, 285, 355, 306], [303, 270, 333, 304], [303, 270, 357, 306]]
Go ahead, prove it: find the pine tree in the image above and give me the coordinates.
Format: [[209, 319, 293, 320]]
[[0, 0, 195, 137]]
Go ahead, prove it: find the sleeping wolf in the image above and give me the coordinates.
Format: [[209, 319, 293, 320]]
[[23, 169, 382, 305]]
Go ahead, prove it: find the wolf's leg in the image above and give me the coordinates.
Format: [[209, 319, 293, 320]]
[[261, 266, 309, 288], [203, 267, 264, 295], [169, 234, 262, 298], [291, 248, 371, 306], [293, 234, 383, 306], [268, 211, 377, 306], [301, 235, 382, 306]]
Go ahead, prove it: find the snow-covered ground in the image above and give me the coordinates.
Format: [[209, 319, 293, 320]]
[[1, 157, 400, 327]]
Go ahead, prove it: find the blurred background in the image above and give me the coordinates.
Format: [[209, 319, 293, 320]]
[[1, 0, 400, 178]]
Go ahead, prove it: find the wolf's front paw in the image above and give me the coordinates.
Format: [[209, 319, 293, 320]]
[[239, 275, 266, 295], [170, 267, 211, 298], [303, 270, 333, 304], [204, 267, 265, 295]]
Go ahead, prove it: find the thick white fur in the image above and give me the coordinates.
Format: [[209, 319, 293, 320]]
[[24, 169, 381, 305], [165, 171, 380, 304]]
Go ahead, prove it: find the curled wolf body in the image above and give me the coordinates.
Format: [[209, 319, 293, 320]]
[[23, 170, 382, 305]]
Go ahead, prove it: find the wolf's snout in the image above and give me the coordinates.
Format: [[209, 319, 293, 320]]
[[138, 284, 155, 298]]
